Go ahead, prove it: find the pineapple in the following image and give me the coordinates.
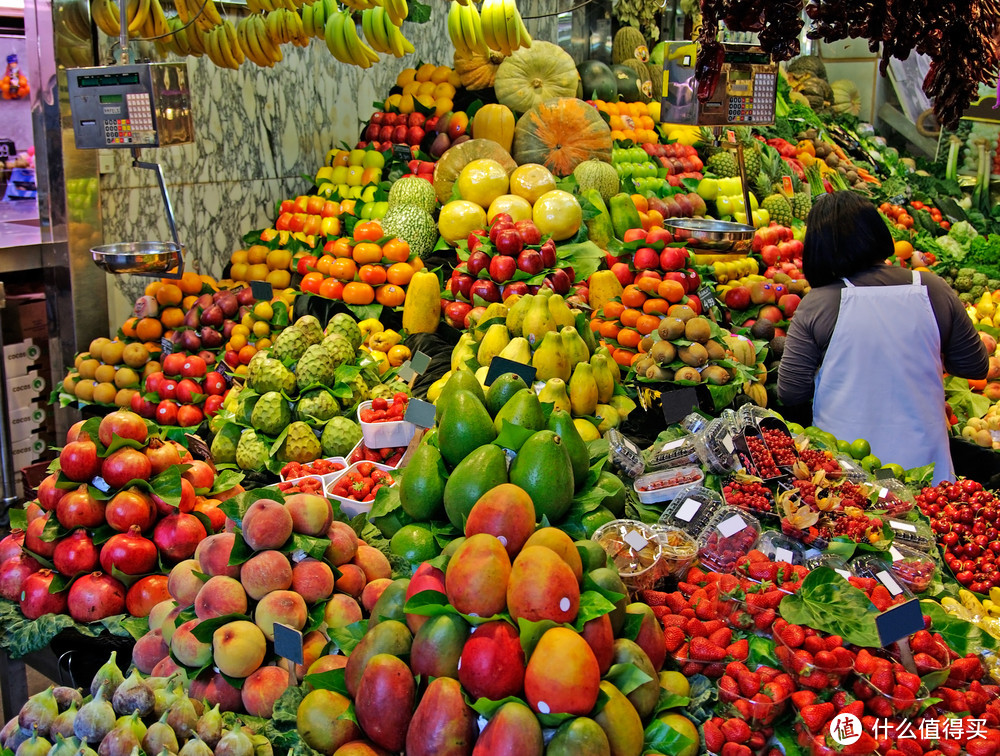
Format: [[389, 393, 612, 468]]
[[707, 151, 739, 178], [763, 194, 794, 227], [734, 127, 762, 177], [791, 192, 812, 220]]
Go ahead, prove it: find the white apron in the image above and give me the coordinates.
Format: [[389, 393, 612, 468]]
[[812, 270, 954, 484]]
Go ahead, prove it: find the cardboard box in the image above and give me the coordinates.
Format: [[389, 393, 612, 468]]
[[11, 434, 47, 471], [2, 293, 48, 343], [8, 405, 46, 442], [4, 339, 43, 377], [6, 371, 46, 411]]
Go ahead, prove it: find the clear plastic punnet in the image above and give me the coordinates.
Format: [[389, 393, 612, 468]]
[[658, 484, 722, 536], [692, 417, 740, 473], [606, 429, 645, 478], [633, 466, 704, 505]]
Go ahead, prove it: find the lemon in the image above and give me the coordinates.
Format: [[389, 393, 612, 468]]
[[456, 158, 509, 209], [438, 200, 488, 245]]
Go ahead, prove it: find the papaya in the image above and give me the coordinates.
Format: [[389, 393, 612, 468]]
[[444, 533, 511, 617], [344, 620, 413, 698], [405, 677, 477, 756], [524, 627, 601, 716], [587, 270, 624, 315], [457, 620, 525, 701], [402, 271, 441, 334], [442, 444, 509, 529], [608, 193, 642, 240], [470, 701, 543, 756], [464, 483, 536, 560], [410, 613, 469, 680], [594, 681, 644, 756], [354, 654, 415, 752], [546, 717, 611, 756]]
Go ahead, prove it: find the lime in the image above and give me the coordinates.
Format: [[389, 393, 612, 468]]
[[441, 536, 466, 557], [849, 438, 872, 460], [836, 439, 852, 455], [787, 422, 805, 435], [860, 454, 882, 473], [883, 463, 906, 479], [389, 524, 439, 563], [580, 506, 616, 539]]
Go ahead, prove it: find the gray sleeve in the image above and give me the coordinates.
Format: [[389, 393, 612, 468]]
[[923, 273, 990, 379]]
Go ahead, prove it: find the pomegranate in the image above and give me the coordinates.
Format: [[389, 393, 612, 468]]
[[24, 514, 56, 558], [25, 500, 43, 523], [20, 569, 68, 619], [0, 529, 24, 563], [101, 447, 152, 489], [37, 473, 65, 511], [125, 575, 170, 617], [52, 529, 100, 577], [151, 477, 196, 517], [0, 553, 41, 600], [66, 419, 89, 443], [60, 440, 100, 482], [67, 572, 126, 622], [105, 488, 157, 532], [100, 526, 158, 575], [182, 460, 215, 490], [145, 438, 182, 476], [98, 409, 149, 448], [56, 485, 106, 529], [153, 512, 207, 562]]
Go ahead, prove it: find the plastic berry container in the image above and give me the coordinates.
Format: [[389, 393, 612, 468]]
[[717, 666, 792, 726], [884, 517, 936, 552], [681, 412, 711, 434], [633, 465, 705, 504], [830, 453, 873, 484], [275, 475, 326, 497], [743, 429, 784, 480], [606, 429, 645, 478], [648, 435, 702, 469], [693, 417, 740, 473], [357, 400, 416, 448], [658, 484, 722, 537], [759, 423, 798, 469], [735, 404, 778, 433], [805, 552, 854, 581], [773, 626, 855, 690], [697, 507, 761, 573], [757, 531, 807, 566], [870, 478, 916, 517], [327, 461, 396, 519], [652, 526, 699, 577], [721, 475, 778, 518], [886, 541, 937, 593], [851, 554, 916, 603], [592, 520, 667, 592], [279, 456, 348, 486]]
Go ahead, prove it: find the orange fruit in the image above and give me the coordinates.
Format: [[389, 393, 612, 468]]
[[386, 262, 415, 286], [620, 308, 642, 327], [121, 317, 138, 339], [599, 320, 621, 341], [636, 276, 661, 295], [631, 194, 649, 214], [160, 307, 185, 329], [319, 278, 344, 300], [613, 348, 637, 368], [238, 345, 257, 364], [315, 254, 336, 275], [636, 314, 660, 335], [342, 282, 375, 305], [603, 301, 625, 320], [376, 284, 406, 307], [300, 271, 325, 294], [135, 318, 163, 342], [894, 240, 914, 261], [382, 238, 410, 262], [621, 285, 647, 308], [617, 328, 641, 349], [352, 242, 383, 265], [155, 284, 183, 306], [331, 258, 358, 282], [642, 298, 669, 315], [359, 264, 387, 286], [144, 281, 163, 297], [658, 279, 686, 303], [353, 220, 383, 242], [178, 271, 203, 295], [331, 238, 353, 258]]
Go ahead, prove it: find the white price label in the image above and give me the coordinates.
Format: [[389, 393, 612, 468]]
[[841, 461, 855, 471], [718, 514, 747, 538], [623, 530, 649, 553], [675, 498, 702, 523], [890, 520, 917, 533], [662, 438, 687, 451], [775, 547, 794, 564], [889, 546, 904, 562], [879, 487, 889, 499], [835, 568, 852, 579], [876, 570, 903, 596], [722, 434, 735, 452]]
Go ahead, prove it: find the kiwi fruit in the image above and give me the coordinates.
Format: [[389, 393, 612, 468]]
[[633, 355, 655, 375], [650, 340, 677, 365], [770, 335, 786, 359], [750, 319, 776, 341], [705, 340, 726, 361], [684, 316, 712, 344], [668, 305, 697, 322], [702, 365, 732, 385], [657, 317, 686, 341], [674, 366, 702, 382], [639, 335, 656, 353], [789, 280, 809, 295], [645, 365, 672, 381], [678, 343, 709, 367]]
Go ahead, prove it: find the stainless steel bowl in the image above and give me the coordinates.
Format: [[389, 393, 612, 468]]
[[665, 218, 755, 254], [92, 242, 183, 275]]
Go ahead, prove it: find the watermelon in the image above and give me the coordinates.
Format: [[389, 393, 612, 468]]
[[611, 64, 642, 102], [577, 60, 617, 102]]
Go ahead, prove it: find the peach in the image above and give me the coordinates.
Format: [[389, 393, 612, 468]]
[[308, 654, 349, 676], [255, 589, 308, 641], [323, 594, 363, 630], [132, 628, 169, 673], [167, 558, 203, 607], [151, 656, 182, 678], [241, 498, 293, 551], [285, 493, 333, 537], [213, 620, 267, 678], [160, 604, 184, 645], [325, 521, 359, 566], [241, 549, 292, 600], [241, 665, 292, 718], [147, 599, 177, 633], [985, 382, 1000, 401], [361, 578, 393, 613], [171, 618, 213, 667], [296, 629, 330, 678], [981, 332, 997, 354], [194, 533, 241, 579], [353, 545, 391, 582], [194, 575, 248, 620], [291, 559, 335, 603], [334, 564, 367, 598], [189, 670, 243, 712]]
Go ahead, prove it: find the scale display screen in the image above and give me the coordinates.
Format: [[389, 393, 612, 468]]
[[78, 72, 141, 88], [99, 94, 123, 104]]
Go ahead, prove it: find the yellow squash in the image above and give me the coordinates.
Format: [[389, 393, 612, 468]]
[[472, 103, 516, 154]]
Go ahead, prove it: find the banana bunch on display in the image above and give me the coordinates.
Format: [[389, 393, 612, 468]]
[[302, 0, 336, 39], [236, 14, 282, 65], [324, 10, 379, 67], [447, 0, 488, 56], [203, 19, 245, 69], [361, 5, 415, 57], [480, 0, 530, 55], [382, 0, 408, 25], [340, 0, 377, 11], [940, 589, 1000, 678], [174, 0, 223, 33], [91, 0, 122, 37], [246, 0, 303, 15], [162, 14, 199, 55]]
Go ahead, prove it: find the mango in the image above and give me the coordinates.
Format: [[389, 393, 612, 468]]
[[404, 563, 446, 634], [594, 681, 644, 756], [576, 539, 609, 572], [507, 546, 579, 624], [610, 639, 659, 722], [580, 614, 615, 674], [464, 484, 536, 560], [410, 613, 469, 680], [354, 654, 415, 752], [398, 444, 446, 520], [509, 430, 574, 522], [548, 409, 590, 490], [445, 534, 511, 617], [492, 388, 545, 434], [470, 701, 543, 756], [297, 689, 359, 754], [524, 627, 600, 716], [587, 568, 628, 635], [596, 471, 627, 516], [437, 390, 496, 468], [442, 444, 509, 530], [344, 620, 412, 698], [522, 527, 583, 582], [369, 578, 409, 628], [404, 677, 477, 756], [485, 373, 528, 417], [457, 620, 525, 701], [436, 371, 486, 420], [625, 603, 666, 671], [546, 717, 611, 756]]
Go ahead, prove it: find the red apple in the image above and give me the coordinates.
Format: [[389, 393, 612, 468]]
[[684, 268, 701, 292], [685, 294, 702, 315], [491, 213, 513, 227], [659, 247, 687, 271], [392, 124, 409, 144], [467, 229, 486, 252], [454, 273, 475, 301], [544, 268, 572, 295], [489, 255, 517, 283], [633, 247, 660, 271], [539, 239, 557, 268], [466, 249, 491, 277], [623, 228, 647, 243], [646, 227, 674, 246], [516, 249, 543, 275], [759, 304, 784, 323], [444, 301, 472, 329], [724, 286, 751, 309], [407, 126, 425, 146], [494, 228, 524, 257], [408, 112, 426, 127], [464, 306, 486, 329], [470, 278, 501, 303], [514, 220, 542, 246], [503, 281, 530, 298], [761, 245, 781, 267], [378, 125, 394, 142]]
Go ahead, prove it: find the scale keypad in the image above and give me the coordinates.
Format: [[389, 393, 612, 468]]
[[727, 72, 776, 123]]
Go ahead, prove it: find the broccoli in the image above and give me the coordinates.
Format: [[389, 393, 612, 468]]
[[973, 272, 989, 287], [955, 274, 974, 292], [971, 285, 987, 300]]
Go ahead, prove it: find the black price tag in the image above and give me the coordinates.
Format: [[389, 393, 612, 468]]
[[696, 285, 716, 309], [874, 467, 898, 481], [403, 398, 436, 428], [250, 280, 273, 301], [485, 357, 536, 387], [160, 337, 173, 356], [392, 143, 412, 163], [273, 622, 304, 664], [397, 361, 417, 382], [409, 351, 432, 375], [660, 386, 699, 425], [876, 599, 924, 647]]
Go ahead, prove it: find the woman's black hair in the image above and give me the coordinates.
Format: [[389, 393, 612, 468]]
[[802, 192, 893, 287]]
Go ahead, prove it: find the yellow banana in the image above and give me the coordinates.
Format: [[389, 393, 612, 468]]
[[385, 0, 406, 26], [447, 1, 467, 56], [517, 12, 531, 47], [150, 0, 169, 38], [91, 0, 121, 36], [300, 2, 314, 36], [245, 16, 270, 64], [254, 14, 282, 62], [126, 0, 148, 35], [311, 0, 327, 36], [187, 21, 208, 54], [324, 11, 349, 63], [461, 2, 486, 55], [478, 0, 497, 52], [343, 13, 377, 66], [384, 9, 404, 56], [224, 20, 244, 64], [236, 17, 258, 64], [202, 0, 222, 27]]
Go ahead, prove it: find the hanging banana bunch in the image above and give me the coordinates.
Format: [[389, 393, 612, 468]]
[[446, 0, 488, 56], [480, 0, 530, 56], [203, 18, 244, 69], [91, 0, 121, 37], [324, 9, 380, 67], [361, 4, 413, 57]]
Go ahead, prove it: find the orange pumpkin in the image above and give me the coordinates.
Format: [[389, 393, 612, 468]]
[[512, 98, 613, 177]]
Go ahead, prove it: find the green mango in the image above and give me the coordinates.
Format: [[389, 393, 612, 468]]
[[596, 470, 627, 516], [548, 409, 590, 490], [546, 717, 611, 756], [610, 638, 659, 722], [437, 390, 496, 469], [493, 388, 545, 434], [576, 539, 609, 573], [442, 444, 508, 529], [587, 567, 628, 636], [399, 443, 447, 520], [509, 430, 574, 522], [486, 373, 529, 417]]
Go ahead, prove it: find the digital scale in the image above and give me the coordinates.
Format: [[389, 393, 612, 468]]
[[66, 61, 195, 277], [660, 42, 778, 127]]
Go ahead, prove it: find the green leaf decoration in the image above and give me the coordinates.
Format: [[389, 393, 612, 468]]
[[778, 567, 881, 647]]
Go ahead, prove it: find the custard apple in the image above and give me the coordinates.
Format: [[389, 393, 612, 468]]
[[295, 315, 324, 346], [296, 343, 338, 391], [252, 391, 291, 436], [326, 313, 363, 350], [371, 380, 411, 400], [277, 421, 322, 463], [322, 333, 355, 369], [232, 391, 260, 425], [236, 429, 270, 471], [321, 416, 362, 458], [246, 349, 270, 381], [297, 389, 339, 422], [347, 372, 370, 406], [210, 423, 241, 464], [271, 326, 309, 364]]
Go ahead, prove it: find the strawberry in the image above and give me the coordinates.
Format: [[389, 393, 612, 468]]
[[894, 669, 921, 693], [799, 670, 831, 689], [841, 733, 880, 756], [966, 741, 999, 756], [725, 660, 750, 677], [695, 598, 718, 620], [737, 670, 761, 698], [703, 718, 725, 753], [704, 662, 727, 678], [660, 614, 687, 628], [791, 690, 817, 710], [710, 627, 733, 647], [854, 649, 878, 675], [914, 652, 943, 673], [686, 566, 707, 583], [869, 584, 894, 611], [748, 561, 778, 581], [703, 619, 726, 634], [781, 624, 806, 648], [895, 739, 924, 756], [720, 718, 752, 743], [939, 740, 962, 756], [813, 650, 838, 670], [717, 573, 741, 593], [665, 592, 688, 613], [639, 589, 670, 606], [663, 626, 686, 653], [869, 668, 895, 693], [790, 649, 813, 674], [690, 636, 727, 661], [754, 608, 777, 630], [891, 684, 916, 713], [803, 635, 827, 654], [686, 617, 708, 638], [841, 700, 864, 719], [799, 702, 834, 733], [824, 634, 843, 650], [867, 696, 894, 718], [674, 642, 689, 661], [832, 647, 855, 668], [726, 639, 749, 660], [721, 744, 752, 756]]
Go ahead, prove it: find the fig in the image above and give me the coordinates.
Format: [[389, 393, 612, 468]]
[[195, 704, 222, 749], [141, 713, 178, 756], [112, 670, 154, 719], [90, 653, 125, 700], [165, 690, 197, 739], [15, 727, 51, 756], [178, 734, 213, 756], [214, 724, 254, 756], [52, 688, 84, 712], [73, 688, 115, 745], [48, 734, 81, 756], [18, 688, 58, 738], [50, 702, 79, 739], [96, 722, 139, 756]]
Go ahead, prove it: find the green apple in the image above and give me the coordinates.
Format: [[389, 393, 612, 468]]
[[697, 178, 719, 200], [348, 149, 366, 166]]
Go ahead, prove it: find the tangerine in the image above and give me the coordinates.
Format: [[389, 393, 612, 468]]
[[621, 285, 647, 308], [386, 262, 415, 286], [331, 259, 358, 282], [359, 265, 387, 286], [319, 278, 344, 300], [617, 328, 642, 349], [620, 308, 642, 327], [382, 238, 410, 262], [135, 318, 162, 342], [300, 271, 325, 294], [352, 242, 383, 265], [342, 282, 375, 305], [376, 284, 405, 307]]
